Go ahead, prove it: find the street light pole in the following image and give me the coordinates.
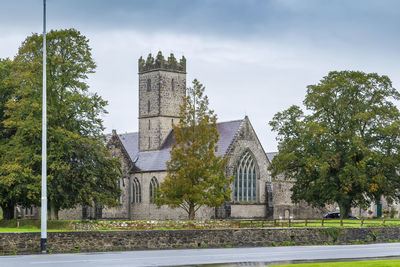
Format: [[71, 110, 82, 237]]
[[41, 0, 47, 254]]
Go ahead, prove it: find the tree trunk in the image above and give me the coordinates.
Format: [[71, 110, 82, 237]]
[[48, 201, 59, 220], [188, 205, 196, 220], [2, 205, 14, 220], [339, 202, 351, 219]]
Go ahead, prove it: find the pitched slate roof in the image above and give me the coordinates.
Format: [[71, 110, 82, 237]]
[[116, 119, 243, 172], [266, 152, 278, 163], [117, 132, 139, 162]]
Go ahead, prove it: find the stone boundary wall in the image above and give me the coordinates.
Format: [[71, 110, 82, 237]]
[[1, 227, 400, 254]]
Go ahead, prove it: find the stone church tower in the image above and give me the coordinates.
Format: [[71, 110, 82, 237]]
[[138, 52, 186, 151]]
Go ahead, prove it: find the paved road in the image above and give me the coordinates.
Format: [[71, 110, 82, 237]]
[[1, 243, 400, 267]]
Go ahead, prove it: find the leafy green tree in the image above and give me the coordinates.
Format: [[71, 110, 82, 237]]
[[0, 29, 121, 219], [154, 79, 233, 220], [269, 71, 400, 218], [0, 58, 14, 140], [0, 58, 16, 219]]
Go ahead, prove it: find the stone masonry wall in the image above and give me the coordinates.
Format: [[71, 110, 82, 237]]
[[1, 227, 400, 254], [130, 171, 214, 220], [271, 180, 331, 219], [230, 204, 266, 218]]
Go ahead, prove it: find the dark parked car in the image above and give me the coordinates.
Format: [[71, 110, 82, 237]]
[[323, 212, 359, 219]]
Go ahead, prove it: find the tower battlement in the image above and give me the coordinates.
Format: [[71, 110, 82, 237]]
[[138, 51, 186, 73]]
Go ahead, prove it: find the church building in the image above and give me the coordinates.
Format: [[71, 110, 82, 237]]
[[20, 52, 331, 221], [102, 52, 272, 220], [97, 52, 326, 220]]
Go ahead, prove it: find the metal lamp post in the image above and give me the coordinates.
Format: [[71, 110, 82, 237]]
[[41, 0, 48, 254]]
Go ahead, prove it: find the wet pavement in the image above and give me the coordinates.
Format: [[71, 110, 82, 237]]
[[1, 242, 400, 266]]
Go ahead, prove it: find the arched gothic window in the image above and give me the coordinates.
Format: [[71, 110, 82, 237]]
[[234, 150, 257, 202], [171, 78, 175, 91], [132, 178, 141, 203], [146, 78, 151, 91], [149, 177, 159, 203]]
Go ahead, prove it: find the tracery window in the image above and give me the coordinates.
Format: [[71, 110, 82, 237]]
[[132, 178, 141, 203], [234, 150, 257, 202], [149, 177, 159, 203]]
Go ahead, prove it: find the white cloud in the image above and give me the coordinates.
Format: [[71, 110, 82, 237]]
[[1, 8, 400, 152], [79, 30, 400, 151]]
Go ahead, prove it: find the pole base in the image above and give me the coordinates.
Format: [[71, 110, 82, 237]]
[[41, 238, 47, 254]]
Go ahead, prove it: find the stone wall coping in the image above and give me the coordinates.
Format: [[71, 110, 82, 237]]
[[1, 226, 399, 235]]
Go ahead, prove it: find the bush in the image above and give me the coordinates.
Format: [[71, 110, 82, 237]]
[[390, 206, 398, 218]]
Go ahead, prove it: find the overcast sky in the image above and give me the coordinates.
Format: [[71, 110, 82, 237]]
[[1, 0, 399, 151]]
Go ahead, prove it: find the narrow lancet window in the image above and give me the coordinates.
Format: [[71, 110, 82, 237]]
[[149, 177, 159, 203], [132, 178, 142, 203], [117, 180, 122, 203], [146, 78, 151, 91]]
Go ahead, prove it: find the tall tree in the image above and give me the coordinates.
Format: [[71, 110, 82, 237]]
[[269, 71, 400, 218], [154, 79, 233, 220], [0, 29, 121, 219], [0, 58, 14, 140], [0, 58, 16, 219]]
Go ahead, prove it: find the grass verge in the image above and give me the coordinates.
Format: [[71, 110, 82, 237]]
[[275, 259, 400, 266], [0, 219, 400, 232]]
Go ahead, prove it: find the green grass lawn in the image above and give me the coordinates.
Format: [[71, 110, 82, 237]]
[[285, 219, 400, 228], [0, 218, 400, 232], [275, 259, 400, 266], [0, 228, 39, 232], [0, 227, 82, 232]]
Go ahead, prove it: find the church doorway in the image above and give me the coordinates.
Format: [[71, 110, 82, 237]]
[[284, 209, 290, 219]]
